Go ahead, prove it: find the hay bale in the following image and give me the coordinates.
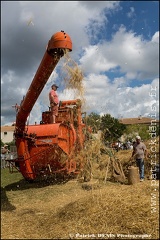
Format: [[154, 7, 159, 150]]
[[128, 166, 140, 184]]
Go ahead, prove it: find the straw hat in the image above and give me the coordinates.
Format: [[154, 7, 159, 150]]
[[136, 136, 141, 140]]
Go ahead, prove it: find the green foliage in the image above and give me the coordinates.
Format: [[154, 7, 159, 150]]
[[0, 140, 16, 151], [86, 112, 101, 133], [1, 168, 23, 188], [0, 139, 4, 147], [124, 124, 149, 141], [85, 112, 159, 143], [100, 114, 126, 142], [124, 122, 159, 141], [148, 123, 160, 137], [86, 112, 126, 141]]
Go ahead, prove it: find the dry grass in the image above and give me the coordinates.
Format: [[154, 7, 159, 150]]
[[1, 175, 159, 239], [55, 182, 159, 239], [74, 137, 159, 183], [1, 138, 159, 239]]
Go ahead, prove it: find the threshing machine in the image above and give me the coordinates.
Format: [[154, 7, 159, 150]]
[[10, 31, 91, 181]]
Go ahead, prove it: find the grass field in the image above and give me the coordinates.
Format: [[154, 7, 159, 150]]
[[1, 147, 159, 239]]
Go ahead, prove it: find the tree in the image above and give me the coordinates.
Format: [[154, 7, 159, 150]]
[[0, 139, 4, 147], [85, 112, 101, 133], [123, 123, 159, 141], [100, 114, 126, 142]]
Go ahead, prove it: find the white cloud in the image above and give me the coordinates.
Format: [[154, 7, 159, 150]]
[[79, 26, 159, 80], [80, 46, 116, 73], [127, 7, 135, 18], [151, 31, 159, 43], [1, 1, 159, 126], [71, 73, 159, 120]]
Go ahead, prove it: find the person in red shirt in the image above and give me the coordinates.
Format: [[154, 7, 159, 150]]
[[49, 84, 59, 123]]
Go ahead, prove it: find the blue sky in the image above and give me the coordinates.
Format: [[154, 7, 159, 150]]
[[1, 1, 159, 125], [86, 1, 159, 43]]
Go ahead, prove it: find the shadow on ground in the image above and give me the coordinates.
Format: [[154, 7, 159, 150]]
[[1, 187, 16, 211], [4, 174, 75, 192]]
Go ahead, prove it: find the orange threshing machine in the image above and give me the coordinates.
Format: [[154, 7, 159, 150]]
[[10, 31, 90, 181]]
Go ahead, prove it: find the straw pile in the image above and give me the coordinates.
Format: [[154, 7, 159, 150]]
[[72, 135, 159, 185], [1, 138, 159, 239], [73, 137, 126, 183], [2, 173, 159, 239], [53, 182, 159, 239], [77, 185, 157, 236]]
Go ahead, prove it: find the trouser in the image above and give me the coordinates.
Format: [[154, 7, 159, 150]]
[[136, 158, 144, 179], [1, 155, 6, 168]]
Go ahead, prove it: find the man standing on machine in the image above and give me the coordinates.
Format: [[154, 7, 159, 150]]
[[49, 84, 59, 123]]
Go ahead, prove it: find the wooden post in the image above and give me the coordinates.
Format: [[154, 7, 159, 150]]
[[104, 157, 111, 183]]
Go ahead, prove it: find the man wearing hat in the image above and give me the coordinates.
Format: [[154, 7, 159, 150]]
[[49, 84, 59, 123], [130, 136, 148, 181]]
